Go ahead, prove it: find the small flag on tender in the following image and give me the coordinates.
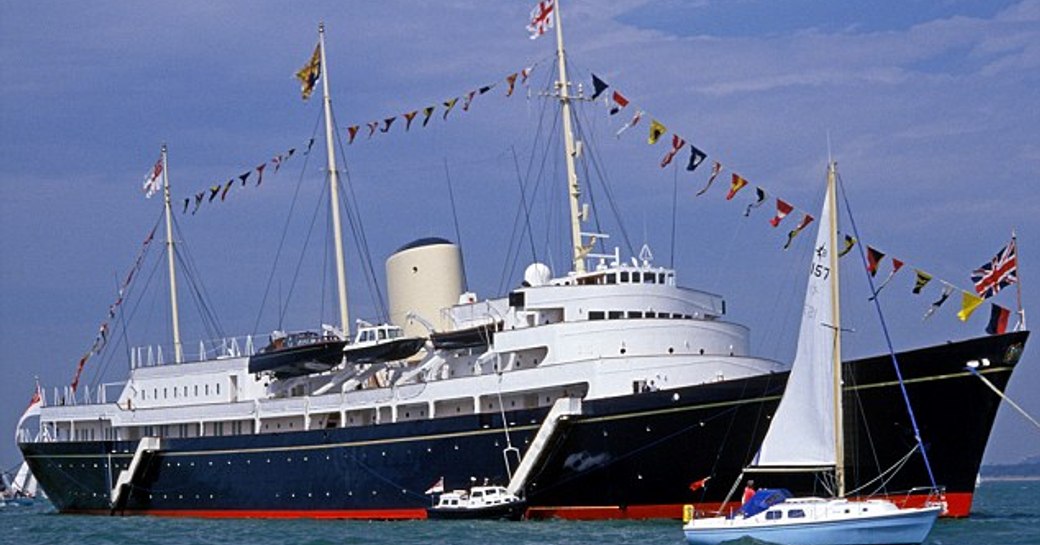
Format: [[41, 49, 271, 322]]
[[425, 476, 445, 495], [660, 135, 686, 168], [866, 246, 885, 277], [972, 239, 1017, 298], [726, 174, 749, 201], [527, 0, 555, 40], [688, 476, 711, 492], [912, 269, 933, 294], [142, 157, 163, 198], [686, 145, 707, 172], [648, 120, 666, 144], [695, 161, 723, 196], [957, 291, 985, 321], [590, 74, 609, 100], [986, 304, 1011, 335], [295, 43, 322, 101], [768, 198, 793, 226], [924, 284, 954, 320]]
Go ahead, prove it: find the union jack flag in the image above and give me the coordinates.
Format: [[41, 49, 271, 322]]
[[527, 0, 555, 40], [972, 239, 1017, 298]]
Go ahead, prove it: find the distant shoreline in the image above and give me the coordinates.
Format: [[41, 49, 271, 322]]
[[980, 476, 1040, 482]]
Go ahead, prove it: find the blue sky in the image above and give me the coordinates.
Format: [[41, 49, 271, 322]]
[[1, 1, 1038, 471]]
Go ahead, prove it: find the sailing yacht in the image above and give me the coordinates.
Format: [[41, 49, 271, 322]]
[[682, 163, 942, 545], [15, 2, 1028, 520]]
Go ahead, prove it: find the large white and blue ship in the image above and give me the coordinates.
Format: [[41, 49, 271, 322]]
[[16, 5, 1029, 520]]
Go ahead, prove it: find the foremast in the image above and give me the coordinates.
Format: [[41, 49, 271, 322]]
[[552, 0, 588, 274], [160, 144, 183, 363], [318, 22, 351, 337]]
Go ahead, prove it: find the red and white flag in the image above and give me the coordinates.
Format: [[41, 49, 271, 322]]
[[142, 157, 163, 198], [769, 198, 794, 227], [16, 381, 43, 439], [424, 476, 445, 495], [527, 0, 555, 40]]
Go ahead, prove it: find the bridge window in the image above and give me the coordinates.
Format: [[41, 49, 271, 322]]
[[589, 311, 605, 320], [788, 509, 806, 518], [628, 311, 643, 319], [620, 271, 630, 283], [766, 511, 782, 520], [608, 311, 624, 320]]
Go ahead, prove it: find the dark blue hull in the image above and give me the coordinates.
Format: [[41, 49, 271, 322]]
[[20, 331, 1028, 519]]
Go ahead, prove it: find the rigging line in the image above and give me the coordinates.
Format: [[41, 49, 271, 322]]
[[509, 146, 539, 265], [670, 160, 678, 268], [90, 212, 164, 385], [497, 80, 558, 294], [170, 214, 225, 340], [967, 366, 1040, 432], [844, 365, 887, 493], [251, 109, 323, 336], [332, 109, 387, 322], [573, 104, 635, 257], [441, 159, 469, 291], [570, 108, 607, 255], [838, 170, 938, 492], [279, 180, 328, 328]]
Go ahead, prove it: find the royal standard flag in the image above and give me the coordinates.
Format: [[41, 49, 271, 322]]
[[296, 43, 322, 101]]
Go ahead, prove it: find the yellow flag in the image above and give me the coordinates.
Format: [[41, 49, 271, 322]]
[[295, 44, 322, 101], [957, 291, 984, 321], [648, 120, 666, 145]]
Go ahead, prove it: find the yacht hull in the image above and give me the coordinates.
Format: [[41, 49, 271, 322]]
[[20, 331, 1027, 519]]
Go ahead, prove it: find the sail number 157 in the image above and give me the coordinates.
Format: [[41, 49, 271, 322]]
[[812, 263, 830, 280]]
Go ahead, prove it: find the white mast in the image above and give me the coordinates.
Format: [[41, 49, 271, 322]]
[[160, 144, 183, 363], [827, 161, 845, 497], [552, 0, 587, 274], [318, 22, 351, 337]]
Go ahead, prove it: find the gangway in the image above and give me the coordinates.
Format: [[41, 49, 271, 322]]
[[110, 436, 161, 514], [506, 397, 582, 496]]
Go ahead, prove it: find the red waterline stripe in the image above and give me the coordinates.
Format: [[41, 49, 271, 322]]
[[65, 493, 973, 520]]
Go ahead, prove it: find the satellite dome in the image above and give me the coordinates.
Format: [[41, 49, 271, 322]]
[[524, 262, 552, 287]]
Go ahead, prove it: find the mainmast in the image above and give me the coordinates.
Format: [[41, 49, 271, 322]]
[[160, 144, 183, 363], [318, 23, 351, 337], [552, 0, 587, 274], [827, 161, 845, 497]]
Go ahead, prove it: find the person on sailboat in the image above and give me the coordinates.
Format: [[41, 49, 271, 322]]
[[742, 480, 756, 504]]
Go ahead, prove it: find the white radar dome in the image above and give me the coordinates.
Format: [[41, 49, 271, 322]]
[[524, 262, 552, 287]]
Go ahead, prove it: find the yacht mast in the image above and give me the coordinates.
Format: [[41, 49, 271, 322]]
[[160, 144, 183, 363], [827, 161, 845, 497], [318, 23, 351, 336], [552, 0, 586, 274]]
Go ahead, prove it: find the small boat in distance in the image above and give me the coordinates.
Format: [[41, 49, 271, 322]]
[[426, 485, 526, 521], [683, 163, 942, 545], [247, 328, 347, 378]]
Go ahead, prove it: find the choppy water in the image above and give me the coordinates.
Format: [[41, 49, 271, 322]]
[[3, 480, 1037, 545]]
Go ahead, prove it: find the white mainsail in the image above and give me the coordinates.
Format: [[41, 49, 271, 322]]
[[751, 178, 839, 469]]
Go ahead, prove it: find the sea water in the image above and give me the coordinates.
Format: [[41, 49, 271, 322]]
[[3, 480, 1037, 545]]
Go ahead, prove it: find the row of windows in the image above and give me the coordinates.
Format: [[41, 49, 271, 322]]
[[765, 509, 806, 520], [603, 271, 672, 285], [139, 382, 221, 401], [588, 310, 693, 320]]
